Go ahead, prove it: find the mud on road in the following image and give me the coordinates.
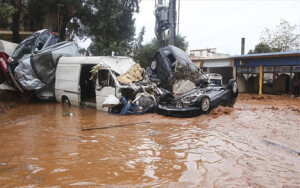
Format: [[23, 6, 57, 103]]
[[0, 94, 299, 187]]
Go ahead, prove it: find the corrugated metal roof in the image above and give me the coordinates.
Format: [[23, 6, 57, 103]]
[[230, 51, 300, 59]]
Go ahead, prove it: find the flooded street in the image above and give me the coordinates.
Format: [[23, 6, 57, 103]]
[[0, 94, 300, 187]]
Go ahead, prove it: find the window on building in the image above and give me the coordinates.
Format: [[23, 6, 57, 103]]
[[264, 66, 274, 72], [236, 66, 260, 93], [263, 73, 273, 94], [292, 66, 300, 96]]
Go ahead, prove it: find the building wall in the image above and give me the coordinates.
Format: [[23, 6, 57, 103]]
[[234, 55, 300, 95], [190, 48, 216, 57]]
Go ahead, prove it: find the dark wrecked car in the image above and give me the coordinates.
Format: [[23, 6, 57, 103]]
[[4, 29, 79, 99], [147, 45, 199, 91], [157, 78, 238, 117]]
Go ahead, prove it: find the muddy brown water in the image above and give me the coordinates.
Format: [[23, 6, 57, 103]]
[[0, 94, 300, 187]]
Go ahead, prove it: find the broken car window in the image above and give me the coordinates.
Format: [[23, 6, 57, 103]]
[[98, 70, 109, 86], [163, 49, 176, 64], [12, 36, 36, 60], [35, 32, 50, 51]]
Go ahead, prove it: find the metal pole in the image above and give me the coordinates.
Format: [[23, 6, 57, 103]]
[[177, 0, 180, 35], [168, 0, 176, 46]]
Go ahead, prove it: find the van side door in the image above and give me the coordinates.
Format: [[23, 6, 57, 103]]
[[95, 69, 117, 111]]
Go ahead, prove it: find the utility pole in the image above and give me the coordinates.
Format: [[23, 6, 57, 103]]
[[168, 0, 176, 46], [241, 38, 245, 55], [177, 0, 180, 35]]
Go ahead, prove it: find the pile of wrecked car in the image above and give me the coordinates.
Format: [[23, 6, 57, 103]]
[[0, 29, 238, 117]]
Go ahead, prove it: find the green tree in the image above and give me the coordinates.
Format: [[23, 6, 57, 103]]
[[24, 0, 83, 41], [0, 0, 83, 42], [73, 0, 140, 56], [134, 34, 189, 68], [248, 42, 280, 54], [2, 0, 140, 55], [260, 19, 300, 52], [0, 2, 17, 28], [23, 0, 47, 31], [0, 0, 23, 42]]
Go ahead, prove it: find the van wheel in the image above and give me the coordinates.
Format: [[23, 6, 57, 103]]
[[62, 96, 71, 106]]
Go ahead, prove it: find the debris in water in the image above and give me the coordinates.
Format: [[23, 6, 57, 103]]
[[51, 168, 69, 173], [0, 103, 16, 113], [68, 153, 79, 156], [62, 111, 73, 117], [82, 121, 151, 131], [267, 106, 279, 110], [69, 182, 96, 186], [262, 140, 300, 156]]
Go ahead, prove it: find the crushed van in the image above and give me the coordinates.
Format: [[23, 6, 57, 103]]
[[55, 56, 162, 115]]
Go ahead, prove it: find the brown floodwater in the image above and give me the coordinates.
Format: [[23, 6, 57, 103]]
[[0, 94, 299, 187]]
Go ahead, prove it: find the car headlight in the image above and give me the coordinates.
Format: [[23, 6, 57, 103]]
[[151, 61, 157, 70]]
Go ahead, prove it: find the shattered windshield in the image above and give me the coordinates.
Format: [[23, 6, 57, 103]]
[[165, 45, 198, 72], [12, 35, 36, 60]]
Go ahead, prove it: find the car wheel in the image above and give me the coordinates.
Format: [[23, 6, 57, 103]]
[[0, 70, 4, 84], [195, 95, 211, 113], [62, 96, 71, 106], [228, 79, 238, 96]]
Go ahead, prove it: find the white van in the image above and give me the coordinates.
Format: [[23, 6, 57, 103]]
[[55, 56, 158, 111]]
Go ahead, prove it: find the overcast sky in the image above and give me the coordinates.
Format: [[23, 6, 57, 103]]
[[134, 0, 300, 55]]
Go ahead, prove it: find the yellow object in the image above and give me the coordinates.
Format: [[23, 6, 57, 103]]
[[117, 64, 144, 84], [259, 65, 263, 95]]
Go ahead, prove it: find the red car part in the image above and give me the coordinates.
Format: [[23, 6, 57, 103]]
[[0, 52, 9, 78]]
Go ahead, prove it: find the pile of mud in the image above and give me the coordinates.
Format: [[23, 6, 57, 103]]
[[238, 93, 299, 101], [237, 93, 300, 108], [208, 106, 234, 118]]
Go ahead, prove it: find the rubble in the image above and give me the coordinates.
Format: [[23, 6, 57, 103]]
[[1, 29, 239, 117]]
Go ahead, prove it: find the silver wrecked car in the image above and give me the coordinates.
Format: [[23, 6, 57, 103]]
[[157, 78, 238, 117], [6, 29, 80, 100]]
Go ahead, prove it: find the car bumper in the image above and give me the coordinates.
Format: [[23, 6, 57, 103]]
[[157, 104, 202, 117]]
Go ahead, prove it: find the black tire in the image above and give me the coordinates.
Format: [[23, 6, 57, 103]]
[[62, 96, 71, 106], [0, 70, 4, 84], [195, 95, 211, 113], [195, 78, 209, 87], [228, 79, 238, 97], [159, 92, 174, 103]]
